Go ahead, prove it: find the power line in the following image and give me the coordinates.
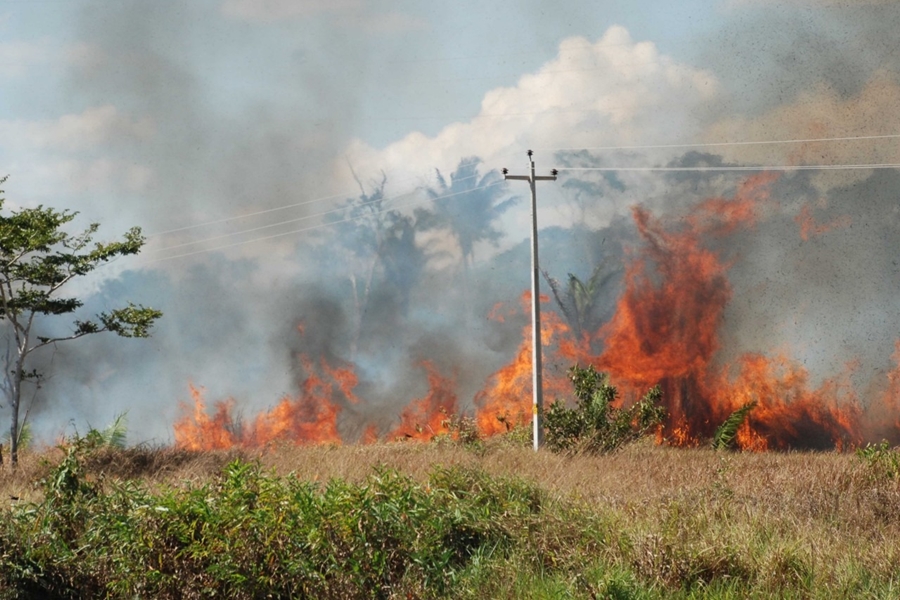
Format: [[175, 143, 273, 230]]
[[146, 163, 513, 239], [146, 191, 350, 237], [144, 180, 508, 262], [149, 189, 418, 252], [540, 133, 900, 153], [556, 163, 900, 172]]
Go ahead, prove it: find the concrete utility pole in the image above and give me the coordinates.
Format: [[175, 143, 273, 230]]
[[502, 150, 557, 451]]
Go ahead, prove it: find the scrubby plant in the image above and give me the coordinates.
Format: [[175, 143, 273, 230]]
[[544, 365, 664, 453], [856, 440, 900, 480]]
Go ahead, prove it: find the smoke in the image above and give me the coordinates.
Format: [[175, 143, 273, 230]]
[[3, 1, 900, 446]]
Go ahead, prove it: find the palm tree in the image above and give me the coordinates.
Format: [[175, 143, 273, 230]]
[[542, 262, 621, 339], [417, 157, 515, 271]]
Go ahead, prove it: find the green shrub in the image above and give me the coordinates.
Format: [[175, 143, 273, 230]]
[[856, 440, 900, 480], [544, 365, 664, 453], [0, 446, 558, 599]]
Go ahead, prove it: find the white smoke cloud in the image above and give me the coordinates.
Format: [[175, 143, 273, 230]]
[[342, 26, 720, 187], [0, 106, 156, 202]]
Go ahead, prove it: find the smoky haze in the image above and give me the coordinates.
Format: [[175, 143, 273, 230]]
[[3, 1, 900, 446]]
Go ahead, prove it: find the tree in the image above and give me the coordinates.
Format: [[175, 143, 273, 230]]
[[330, 170, 425, 359], [417, 157, 515, 271], [0, 178, 162, 465], [542, 262, 621, 339]]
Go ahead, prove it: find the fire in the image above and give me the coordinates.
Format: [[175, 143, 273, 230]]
[[176, 170, 900, 452], [387, 361, 457, 441], [592, 172, 879, 450], [174, 356, 347, 450], [715, 354, 862, 451], [473, 291, 590, 436], [173, 385, 240, 451]]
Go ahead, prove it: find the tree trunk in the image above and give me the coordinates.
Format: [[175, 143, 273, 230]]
[[9, 352, 24, 466], [9, 395, 17, 467]]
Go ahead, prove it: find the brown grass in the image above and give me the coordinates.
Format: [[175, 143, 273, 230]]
[[3, 437, 899, 594]]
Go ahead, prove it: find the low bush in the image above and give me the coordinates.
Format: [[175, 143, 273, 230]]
[[544, 365, 665, 453], [856, 440, 900, 480], [0, 444, 560, 599]]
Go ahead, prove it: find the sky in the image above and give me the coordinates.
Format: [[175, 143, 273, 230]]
[[1, 0, 899, 444]]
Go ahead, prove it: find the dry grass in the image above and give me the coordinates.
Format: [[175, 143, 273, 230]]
[[2, 438, 899, 597], [253, 438, 900, 593]]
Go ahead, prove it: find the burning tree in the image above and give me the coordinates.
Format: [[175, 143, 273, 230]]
[[542, 262, 621, 340], [0, 178, 162, 465]]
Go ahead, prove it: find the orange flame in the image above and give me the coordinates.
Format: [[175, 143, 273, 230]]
[[174, 355, 347, 449], [387, 361, 457, 441], [473, 291, 590, 436], [592, 172, 877, 449], [173, 385, 239, 451]]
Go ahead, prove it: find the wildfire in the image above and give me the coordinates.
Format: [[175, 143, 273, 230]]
[[473, 291, 590, 436], [387, 361, 457, 441], [175, 171, 900, 452], [174, 356, 347, 450]]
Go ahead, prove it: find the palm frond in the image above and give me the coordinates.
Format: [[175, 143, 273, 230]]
[[99, 412, 129, 449], [712, 401, 757, 451]]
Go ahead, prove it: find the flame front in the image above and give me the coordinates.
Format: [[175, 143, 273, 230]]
[[175, 171, 900, 452]]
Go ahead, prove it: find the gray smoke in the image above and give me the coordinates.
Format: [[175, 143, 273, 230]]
[[6, 1, 900, 445]]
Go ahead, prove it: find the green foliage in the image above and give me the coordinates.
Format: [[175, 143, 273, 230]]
[[712, 402, 757, 451], [855, 440, 900, 480], [544, 365, 665, 453], [0, 179, 161, 464], [2, 445, 900, 598], [0, 447, 560, 599], [542, 262, 620, 338], [80, 413, 129, 450]]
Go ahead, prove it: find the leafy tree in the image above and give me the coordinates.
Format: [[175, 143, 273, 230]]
[[0, 177, 162, 465], [544, 364, 664, 453]]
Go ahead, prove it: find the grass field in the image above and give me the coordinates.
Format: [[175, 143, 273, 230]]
[[1, 437, 898, 599]]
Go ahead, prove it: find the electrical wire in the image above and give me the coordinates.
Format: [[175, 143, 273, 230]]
[[145, 159, 519, 239], [143, 180, 508, 262], [556, 163, 900, 172], [538, 133, 900, 153], [151, 189, 418, 252]]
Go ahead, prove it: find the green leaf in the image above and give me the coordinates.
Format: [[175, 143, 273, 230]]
[[712, 401, 757, 451]]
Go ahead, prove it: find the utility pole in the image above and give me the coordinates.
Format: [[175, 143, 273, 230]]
[[502, 150, 557, 451]]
